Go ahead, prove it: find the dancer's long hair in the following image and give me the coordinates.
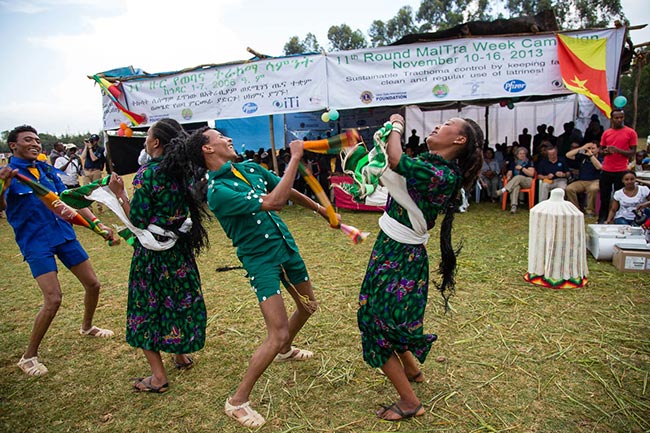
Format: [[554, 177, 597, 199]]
[[153, 119, 209, 256], [436, 118, 484, 311]]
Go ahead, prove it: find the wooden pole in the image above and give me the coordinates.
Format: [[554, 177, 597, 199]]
[[269, 115, 278, 173]]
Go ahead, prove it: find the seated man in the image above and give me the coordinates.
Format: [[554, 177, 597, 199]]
[[565, 143, 602, 217], [537, 146, 570, 202]]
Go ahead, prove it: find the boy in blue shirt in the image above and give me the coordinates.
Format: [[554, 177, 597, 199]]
[[0, 125, 115, 376]]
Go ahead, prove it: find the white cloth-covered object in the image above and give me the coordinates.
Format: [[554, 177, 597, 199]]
[[527, 188, 588, 286]]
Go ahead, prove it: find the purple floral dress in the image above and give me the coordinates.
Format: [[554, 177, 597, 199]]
[[357, 152, 458, 368], [126, 159, 206, 354]]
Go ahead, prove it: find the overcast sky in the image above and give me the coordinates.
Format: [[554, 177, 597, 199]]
[[0, 0, 647, 136]]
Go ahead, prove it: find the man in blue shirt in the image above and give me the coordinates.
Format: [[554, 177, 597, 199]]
[[536, 146, 570, 201], [565, 142, 603, 217], [0, 125, 115, 376]]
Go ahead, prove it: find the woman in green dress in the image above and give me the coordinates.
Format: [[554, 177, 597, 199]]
[[357, 114, 483, 420], [109, 118, 209, 393]]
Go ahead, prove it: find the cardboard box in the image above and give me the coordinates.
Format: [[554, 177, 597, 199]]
[[586, 224, 646, 260], [612, 243, 650, 272]]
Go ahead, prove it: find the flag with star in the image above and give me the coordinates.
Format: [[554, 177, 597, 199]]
[[556, 33, 612, 118]]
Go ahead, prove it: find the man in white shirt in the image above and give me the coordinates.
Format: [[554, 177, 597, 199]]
[[54, 144, 83, 188]]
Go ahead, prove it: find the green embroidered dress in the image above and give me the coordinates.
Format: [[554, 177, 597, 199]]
[[357, 152, 458, 368], [125, 159, 206, 354]]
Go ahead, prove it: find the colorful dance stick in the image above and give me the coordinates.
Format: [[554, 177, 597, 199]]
[[303, 129, 362, 155], [298, 162, 368, 244], [14, 173, 117, 244], [92, 74, 145, 125]]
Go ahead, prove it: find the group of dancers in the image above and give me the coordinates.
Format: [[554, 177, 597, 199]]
[[0, 114, 484, 426]]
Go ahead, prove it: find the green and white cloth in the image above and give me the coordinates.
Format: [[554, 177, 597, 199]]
[[60, 176, 190, 251]]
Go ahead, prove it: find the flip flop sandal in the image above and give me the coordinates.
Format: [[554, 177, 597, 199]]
[[408, 371, 424, 383], [132, 377, 169, 393], [173, 356, 194, 371], [377, 402, 424, 421]]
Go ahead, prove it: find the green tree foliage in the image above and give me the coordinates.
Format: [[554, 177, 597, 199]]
[[284, 0, 627, 52], [369, 6, 420, 46], [327, 24, 368, 51], [416, 0, 473, 30], [504, 0, 623, 29], [283, 33, 321, 56], [620, 49, 650, 137]]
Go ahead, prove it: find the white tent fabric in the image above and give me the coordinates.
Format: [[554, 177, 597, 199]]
[[405, 95, 580, 147]]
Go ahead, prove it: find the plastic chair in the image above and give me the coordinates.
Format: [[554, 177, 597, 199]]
[[502, 175, 537, 210]]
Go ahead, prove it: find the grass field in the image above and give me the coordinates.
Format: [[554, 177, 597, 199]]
[[1, 195, 648, 433]]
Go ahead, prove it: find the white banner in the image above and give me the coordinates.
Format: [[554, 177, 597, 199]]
[[102, 55, 328, 129], [101, 28, 625, 129], [326, 28, 625, 109]]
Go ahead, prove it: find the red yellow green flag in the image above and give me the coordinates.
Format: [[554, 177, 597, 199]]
[[556, 34, 611, 118]]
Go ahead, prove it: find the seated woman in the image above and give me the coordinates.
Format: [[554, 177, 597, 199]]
[[479, 148, 501, 202], [496, 146, 536, 213], [605, 171, 650, 225]]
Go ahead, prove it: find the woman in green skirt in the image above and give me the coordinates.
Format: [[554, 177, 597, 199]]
[[357, 114, 484, 420], [109, 118, 210, 393]]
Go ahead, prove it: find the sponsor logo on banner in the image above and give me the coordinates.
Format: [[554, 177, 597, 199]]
[[551, 79, 565, 90], [242, 102, 259, 114], [272, 96, 300, 110], [432, 84, 449, 98], [376, 92, 407, 102], [181, 108, 193, 120], [360, 91, 374, 104], [503, 80, 527, 93]]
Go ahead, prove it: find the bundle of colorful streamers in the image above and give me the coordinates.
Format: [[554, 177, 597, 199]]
[[92, 74, 145, 125], [297, 162, 369, 244], [303, 130, 362, 155], [335, 121, 393, 202], [13, 173, 117, 245]]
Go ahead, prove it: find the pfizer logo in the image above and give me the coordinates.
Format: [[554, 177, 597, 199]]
[[503, 80, 526, 93], [242, 102, 259, 114]]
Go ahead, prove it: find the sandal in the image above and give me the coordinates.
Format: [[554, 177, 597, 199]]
[[224, 397, 265, 428], [173, 355, 194, 371], [408, 371, 424, 383], [17, 356, 48, 376], [377, 402, 424, 421], [132, 376, 169, 393], [274, 346, 313, 362], [79, 325, 114, 338]]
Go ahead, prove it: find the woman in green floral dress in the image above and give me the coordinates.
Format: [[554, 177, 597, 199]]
[[357, 114, 484, 420], [109, 119, 209, 393]]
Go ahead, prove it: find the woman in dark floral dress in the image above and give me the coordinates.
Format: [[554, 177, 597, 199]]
[[109, 119, 209, 393], [358, 114, 483, 420]]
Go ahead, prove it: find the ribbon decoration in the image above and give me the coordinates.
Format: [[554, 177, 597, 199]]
[[298, 162, 369, 244], [303, 130, 362, 155], [92, 74, 145, 125], [335, 122, 392, 202], [13, 173, 117, 245], [300, 129, 369, 243]]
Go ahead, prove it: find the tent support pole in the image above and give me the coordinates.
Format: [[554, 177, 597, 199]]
[[484, 106, 489, 147], [269, 115, 278, 173]]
